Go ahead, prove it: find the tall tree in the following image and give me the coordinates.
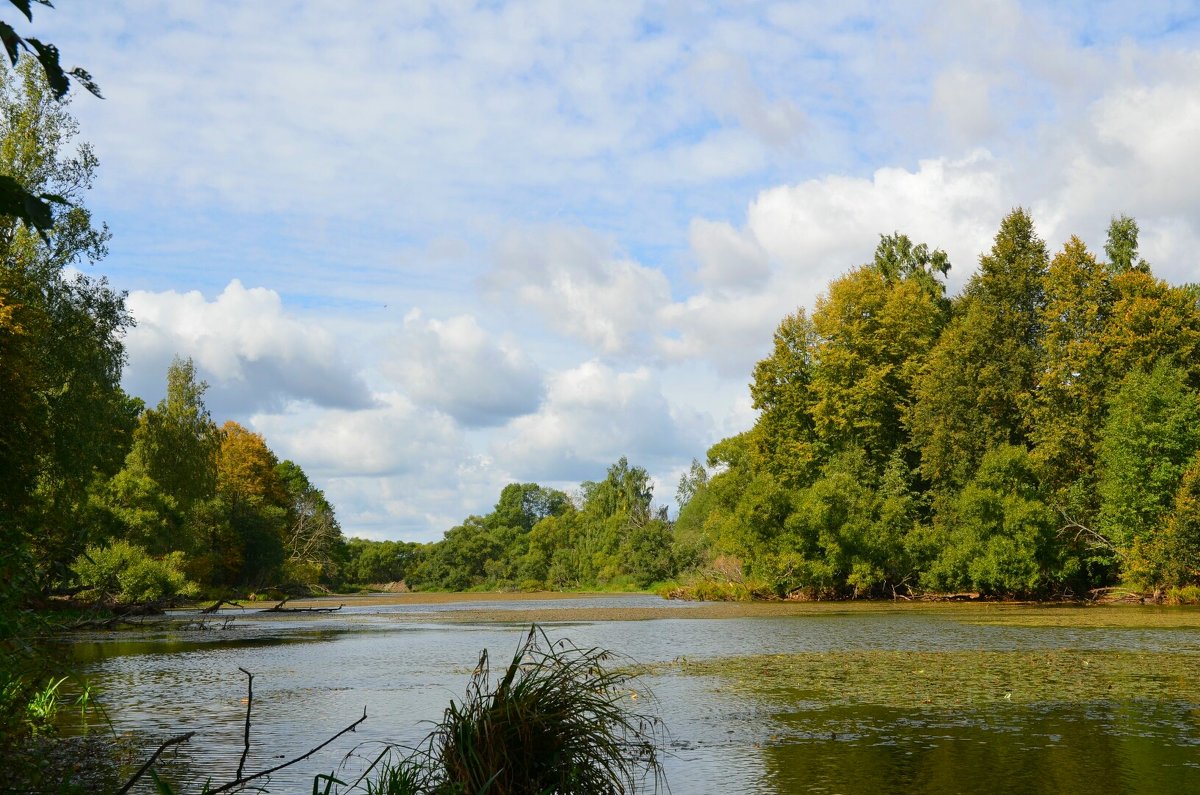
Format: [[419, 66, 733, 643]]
[[1030, 236, 1113, 506], [809, 234, 950, 471], [0, 58, 130, 583], [748, 310, 819, 488], [910, 209, 1049, 490]]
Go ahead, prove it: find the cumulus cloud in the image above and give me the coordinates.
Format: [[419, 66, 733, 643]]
[[386, 311, 543, 427], [124, 280, 371, 415], [250, 392, 459, 479], [251, 397, 505, 541], [485, 226, 672, 355], [662, 151, 1007, 376], [493, 361, 708, 482]]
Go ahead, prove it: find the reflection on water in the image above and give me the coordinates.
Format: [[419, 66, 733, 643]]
[[57, 597, 1200, 794], [762, 702, 1200, 794]]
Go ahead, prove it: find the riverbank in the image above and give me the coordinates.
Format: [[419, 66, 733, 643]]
[[232, 590, 1200, 629]]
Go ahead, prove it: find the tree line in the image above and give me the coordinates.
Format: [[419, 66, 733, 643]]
[[672, 211, 1200, 599]]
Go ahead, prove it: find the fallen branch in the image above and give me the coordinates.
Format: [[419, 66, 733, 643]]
[[258, 597, 344, 613], [116, 731, 196, 794], [201, 599, 244, 614]]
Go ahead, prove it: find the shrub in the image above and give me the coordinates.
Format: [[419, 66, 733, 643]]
[[71, 540, 198, 605]]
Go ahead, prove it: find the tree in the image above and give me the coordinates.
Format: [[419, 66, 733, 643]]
[[910, 209, 1049, 490], [1, 57, 130, 585], [276, 460, 345, 585], [1096, 361, 1200, 560], [922, 445, 1065, 597], [125, 357, 221, 514], [808, 234, 950, 471], [1030, 236, 1113, 506], [748, 310, 820, 488]]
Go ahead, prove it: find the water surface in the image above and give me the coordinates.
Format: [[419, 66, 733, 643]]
[[61, 596, 1200, 793]]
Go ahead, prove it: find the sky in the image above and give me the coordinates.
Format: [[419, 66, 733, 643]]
[[24, 1, 1200, 542]]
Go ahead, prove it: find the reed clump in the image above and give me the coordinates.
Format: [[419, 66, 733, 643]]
[[366, 625, 665, 794]]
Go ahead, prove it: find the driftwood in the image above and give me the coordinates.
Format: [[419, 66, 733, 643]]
[[177, 617, 236, 631], [257, 597, 344, 613], [200, 599, 244, 614]]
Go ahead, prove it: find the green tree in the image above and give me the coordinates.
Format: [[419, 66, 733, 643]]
[[809, 234, 950, 471], [748, 311, 819, 488], [125, 357, 221, 515], [0, 0, 101, 235], [1096, 361, 1200, 561], [276, 460, 345, 586], [910, 209, 1049, 490], [1030, 236, 1114, 507], [922, 445, 1065, 596], [1, 58, 131, 586]]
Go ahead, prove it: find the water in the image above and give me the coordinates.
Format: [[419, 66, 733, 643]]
[[58, 597, 1200, 793]]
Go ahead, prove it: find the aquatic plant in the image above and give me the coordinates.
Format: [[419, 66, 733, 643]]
[[362, 625, 665, 794]]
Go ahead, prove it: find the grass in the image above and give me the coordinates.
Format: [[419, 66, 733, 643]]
[[362, 625, 665, 794]]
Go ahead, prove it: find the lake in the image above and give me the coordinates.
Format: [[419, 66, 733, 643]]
[[60, 594, 1200, 793]]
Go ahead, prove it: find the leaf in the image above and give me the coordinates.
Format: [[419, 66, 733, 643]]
[[0, 174, 66, 243], [0, 21, 22, 64], [24, 36, 69, 98], [7, 0, 36, 24], [68, 66, 102, 98]]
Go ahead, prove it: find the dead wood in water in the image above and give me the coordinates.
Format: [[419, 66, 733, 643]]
[[257, 596, 344, 613]]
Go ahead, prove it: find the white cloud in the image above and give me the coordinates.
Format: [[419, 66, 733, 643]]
[[493, 361, 707, 482], [251, 392, 458, 479], [252, 397, 505, 542], [662, 152, 1007, 376], [688, 217, 770, 294], [124, 280, 371, 416], [485, 226, 672, 355], [386, 311, 543, 427]]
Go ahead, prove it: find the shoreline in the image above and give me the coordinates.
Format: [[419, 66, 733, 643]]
[[214, 591, 1200, 629]]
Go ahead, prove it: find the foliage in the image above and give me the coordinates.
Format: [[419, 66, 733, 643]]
[[71, 540, 197, 605], [672, 210, 1200, 598]]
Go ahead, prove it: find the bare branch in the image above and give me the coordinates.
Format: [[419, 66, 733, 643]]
[[116, 731, 196, 794], [205, 707, 368, 794], [236, 667, 253, 781]]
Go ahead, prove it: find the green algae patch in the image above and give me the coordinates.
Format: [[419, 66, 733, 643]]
[[677, 649, 1200, 709]]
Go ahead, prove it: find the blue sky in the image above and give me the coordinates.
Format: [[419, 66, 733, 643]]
[[25, 1, 1200, 540]]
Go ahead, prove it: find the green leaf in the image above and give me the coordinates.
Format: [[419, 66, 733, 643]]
[[7, 1, 36, 24]]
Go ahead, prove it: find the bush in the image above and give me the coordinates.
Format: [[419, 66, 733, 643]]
[[71, 540, 198, 605]]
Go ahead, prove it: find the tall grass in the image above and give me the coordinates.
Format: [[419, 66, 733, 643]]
[[363, 625, 665, 794]]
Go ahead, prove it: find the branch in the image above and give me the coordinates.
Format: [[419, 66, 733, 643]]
[[1057, 508, 1123, 558], [237, 667, 253, 781], [205, 707, 368, 794], [200, 599, 244, 614], [116, 731, 196, 795]]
